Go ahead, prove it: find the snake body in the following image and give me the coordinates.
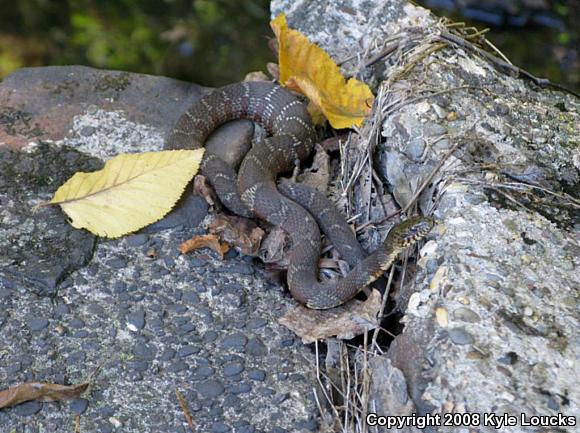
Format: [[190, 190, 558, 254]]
[[166, 81, 433, 309]]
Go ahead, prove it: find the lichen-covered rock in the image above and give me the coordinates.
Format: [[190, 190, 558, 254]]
[[273, 0, 578, 431]]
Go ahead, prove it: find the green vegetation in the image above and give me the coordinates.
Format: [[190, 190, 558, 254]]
[[0, 0, 273, 86], [0, 1, 576, 92]]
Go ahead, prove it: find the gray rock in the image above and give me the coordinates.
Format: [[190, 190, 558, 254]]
[[229, 383, 252, 395], [246, 337, 267, 357], [126, 234, 148, 247], [196, 379, 225, 399], [221, 333, 248, 351], [127, 309, 146, 330], [223, 362, 244, 377], [210, 422, 231, 433], [247, 369, 266, 381], [448, 327, 474, 345], [26, 317, 49, 331], [70, 398, 89, 414], [193, 366, 215, 379], [177, 344, 200, 358], [13, 401, 43, 417], [133, 343, 156, 360]]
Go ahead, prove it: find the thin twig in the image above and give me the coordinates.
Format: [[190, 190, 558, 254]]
[[438, 30, 580, 97], [176, 390, 196, 432], [402, 138, 464, 213], [371, 265, 396, 349], [364, 41, 400, 68]]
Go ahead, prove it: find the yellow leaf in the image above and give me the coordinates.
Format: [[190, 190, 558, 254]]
[[48, 149, 204, 238], [270, 13, 374, 129]]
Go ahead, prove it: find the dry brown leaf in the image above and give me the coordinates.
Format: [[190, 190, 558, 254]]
[[193, 175, 217, 208], [270, 13, 374, 129], [279, 289, 382, 343], [259, 226, 289, 266], [244, 71, 270, 82], [0, 382, 89, 408], [320, 134, 348, 153], [179, 234, 229, 259], [209, 214, 265, 256], [266, 62, 280, 81], [296, 144, 330, 192]]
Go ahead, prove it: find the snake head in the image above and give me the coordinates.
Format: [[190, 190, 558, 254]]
[[392, 216, 435, 247]]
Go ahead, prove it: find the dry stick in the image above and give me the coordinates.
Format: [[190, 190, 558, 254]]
[[355, 135, 464, 234], [371, 265, 397, 350], [455, 176, 580, 210], [353, 356, 363, 430], [361, 331, 370, 433], [175, 390, 196, 432], [303, 347, 357, 407], [463, 27, 490, 40], [492, 180, 580, 208], [314, 341, 344, 426], [402, 138, 464, 214], [311, 387, 326, 427], [364, 41, 400, 68], [438, 30, 580, 97], [396, 41, 447, 80], [351, 86, 479, 231], [483, 38, 512, 65], [342, 128, 373, 195], [487, 186, 531, 211], [74, 415, 81, 433], [342, 343, 352, 432], [371, 168, 390, 222]]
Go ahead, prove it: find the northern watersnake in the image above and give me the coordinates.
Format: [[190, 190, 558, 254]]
[[166, 81, 433, 309]]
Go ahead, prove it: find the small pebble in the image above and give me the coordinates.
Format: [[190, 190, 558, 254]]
[[448, 328, 474, 345], [26, 317, 49, 332], [223, 362, 244, 377], [196, 379, 225, 399], [210, 422, 231, 433], [14, 400, 42, 416], [127, 309, 146, 330], [70, 398, 89, 414], [246, 337, 267, 356]]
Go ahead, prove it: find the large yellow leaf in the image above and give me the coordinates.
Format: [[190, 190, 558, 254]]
[[48, 149, 204, 238], [271, 13, 374, 129]]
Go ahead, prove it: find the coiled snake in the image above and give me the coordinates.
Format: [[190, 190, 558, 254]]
[[166, 81, 433, 309]]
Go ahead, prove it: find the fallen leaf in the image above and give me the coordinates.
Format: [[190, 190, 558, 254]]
[[0, 382, 89, 409], [270, 13, 374, 129], [209, 214, 265, 256], [244, 71, 270, 82], [179, 234, 229, 259], [259, 226, 289, 266], [193, 174, 217, 208], [43, 149, 204, 238], [266, 62, 280, 81], [296, 144, 330, 192], [279, 289, 382, 343], [319, 135, 348, 153]]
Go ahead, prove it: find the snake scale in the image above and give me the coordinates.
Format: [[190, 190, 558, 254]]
[[166, 81, 433, 309]]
